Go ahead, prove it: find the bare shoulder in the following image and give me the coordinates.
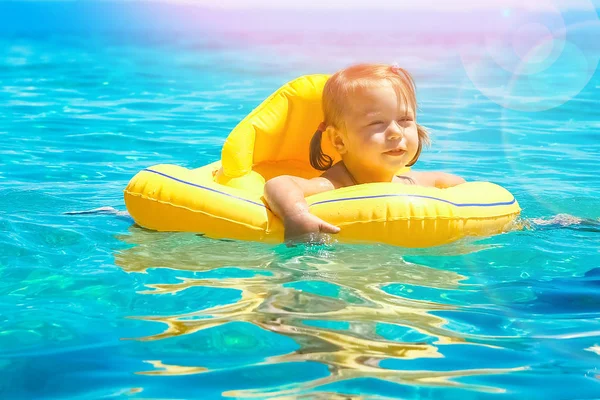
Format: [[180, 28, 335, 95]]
[[286, 175, 336, 196], [405, 170, 436, 187], [264, 174, 335, 197], [406, 171, 466, 188], [320, 163, 353, 189]]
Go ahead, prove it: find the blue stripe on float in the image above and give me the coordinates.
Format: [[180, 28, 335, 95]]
[[309, 193, 517, 207], [143, 169, 266, 208], [143, 169, 516, 209]]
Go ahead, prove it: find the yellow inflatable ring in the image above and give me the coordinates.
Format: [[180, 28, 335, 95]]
[[124, 74, 520, 247]]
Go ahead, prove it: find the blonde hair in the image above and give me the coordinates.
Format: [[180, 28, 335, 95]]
[[310, 63, 430, 171]]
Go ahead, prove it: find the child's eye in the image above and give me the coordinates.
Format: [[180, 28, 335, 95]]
[[368, 121, 384, 126], [397, 117, 414, 123]]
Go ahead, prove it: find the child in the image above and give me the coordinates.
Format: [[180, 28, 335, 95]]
[[264, 63, 465, 240]]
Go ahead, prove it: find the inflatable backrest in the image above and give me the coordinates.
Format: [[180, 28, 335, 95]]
[[219, 74, 341, 181]]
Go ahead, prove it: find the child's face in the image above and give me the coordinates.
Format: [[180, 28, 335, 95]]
[[336, 83, 419, 173]]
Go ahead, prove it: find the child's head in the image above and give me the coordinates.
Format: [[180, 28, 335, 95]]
[[310, 63, 430, 173]]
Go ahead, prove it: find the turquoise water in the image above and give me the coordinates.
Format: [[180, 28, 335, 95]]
[[2, 18, 600, 400]]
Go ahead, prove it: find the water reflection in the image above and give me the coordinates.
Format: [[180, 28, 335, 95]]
[[115, 226, 526, 396]]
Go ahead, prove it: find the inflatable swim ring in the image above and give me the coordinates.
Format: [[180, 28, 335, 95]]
[[124, 74, 520, 247]]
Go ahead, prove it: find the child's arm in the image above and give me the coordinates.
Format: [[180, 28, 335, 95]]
[[410, 171, 466, 188], [264, 175, 340, 240]]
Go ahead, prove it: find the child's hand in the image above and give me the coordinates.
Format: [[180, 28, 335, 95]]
[[283, 211, 340, 241]]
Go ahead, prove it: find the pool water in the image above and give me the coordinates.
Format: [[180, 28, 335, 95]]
[[1, 6, 600, 399]]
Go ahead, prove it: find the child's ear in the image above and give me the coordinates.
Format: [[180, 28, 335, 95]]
[[327, 127, 348, 155]]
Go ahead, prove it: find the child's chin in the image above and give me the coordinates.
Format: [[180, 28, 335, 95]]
[[383, 156, 408, 167]]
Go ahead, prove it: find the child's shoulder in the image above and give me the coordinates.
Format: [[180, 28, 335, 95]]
[[320, 163, 354, 189], [405, 170, 437, 187], [407, 170, 466, 188]]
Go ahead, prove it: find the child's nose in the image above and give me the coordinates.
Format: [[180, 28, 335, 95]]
[[386, 121, 404, 139]]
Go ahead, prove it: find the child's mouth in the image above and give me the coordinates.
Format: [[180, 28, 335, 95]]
[[384, 149, 406, 156]]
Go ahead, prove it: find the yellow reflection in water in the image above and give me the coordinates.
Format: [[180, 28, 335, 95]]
[[116, 227, 524, 395], [137, 360, 208, 376]]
